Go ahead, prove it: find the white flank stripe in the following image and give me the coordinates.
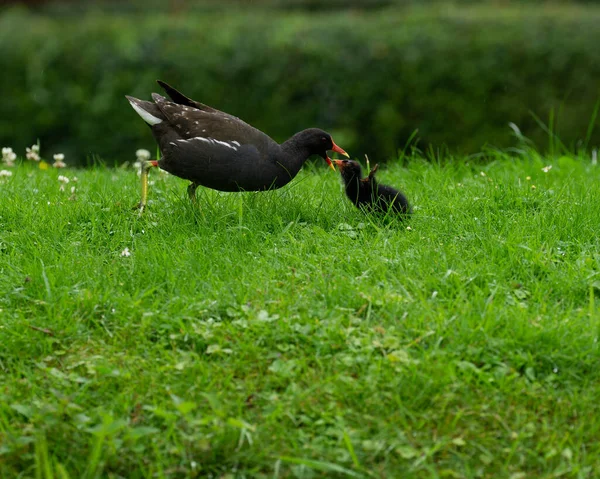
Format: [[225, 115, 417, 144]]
[[231, 141, 241, 146], [129, 100, 162, 125], [177, 137, 238, 151], [178, 137, 211, 144], [213, 139, 238, 150]]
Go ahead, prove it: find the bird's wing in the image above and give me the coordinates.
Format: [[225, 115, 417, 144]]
[[156, 81, 245, 125], [157, 80, 220, 114], [151, 94, 272, 153], [368, 164, 379, 180]]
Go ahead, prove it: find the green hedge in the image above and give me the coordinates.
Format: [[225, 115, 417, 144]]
[[1, 5, 599, 165]]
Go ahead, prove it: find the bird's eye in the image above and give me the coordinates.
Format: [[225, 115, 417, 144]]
[[321, 137, 328, 143]]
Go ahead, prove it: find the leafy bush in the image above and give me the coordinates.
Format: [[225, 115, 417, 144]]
[[0, 5, 599, 164]]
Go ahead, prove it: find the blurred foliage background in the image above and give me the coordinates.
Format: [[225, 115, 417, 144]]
[[0, 0, 599, 165]]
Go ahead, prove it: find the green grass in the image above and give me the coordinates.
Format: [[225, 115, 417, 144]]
[[1, 150, 599, 478]]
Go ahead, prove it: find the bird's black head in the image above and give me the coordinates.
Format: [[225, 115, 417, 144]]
[[334, 159, 364, 185], [295, 128, 349, 170]]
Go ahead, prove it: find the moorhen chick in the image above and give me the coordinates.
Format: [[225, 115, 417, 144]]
[[334, 159, 411, 216], [126, 81, 349, 210]]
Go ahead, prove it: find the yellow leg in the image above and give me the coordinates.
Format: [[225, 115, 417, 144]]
[[134, 160, 158, 212], [187, 182, 199, 204]]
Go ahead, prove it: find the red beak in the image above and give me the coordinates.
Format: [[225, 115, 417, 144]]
[[325, 139, 349, 171], [331, 140, 349, 158]]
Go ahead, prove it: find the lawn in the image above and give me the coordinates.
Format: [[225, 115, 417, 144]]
[[0, 150, 599, 478]]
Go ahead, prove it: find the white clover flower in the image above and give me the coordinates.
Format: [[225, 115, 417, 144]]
[[541, 165, 552, 173], [26, 144, 41, 161], [136, 149, 151, 161], [2, 147, 16, 166], [58, 175, 70, 191], [53, 153, 66, 168], [120, 247, 131, 257], [0, 169, 13, 177], [68, 185, 77, 201]]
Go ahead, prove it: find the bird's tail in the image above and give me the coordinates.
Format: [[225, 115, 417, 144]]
[[126, 95, 164, 126]]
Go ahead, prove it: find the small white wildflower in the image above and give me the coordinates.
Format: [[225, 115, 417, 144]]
[[53, 153, 67, 168], [26, 144, 41, 161], [120, 247, 131, 257], [72, 176, 78, 182], [531, 185, 536, 190], [2, 147, 16, 166], [480, 171, 486, 177], [541, 165, 552, 173], [526, 176, 531, 181], [406, 226, 412, 231], [0, 169, 13, 177], [58, 175, 70, 191], [136, 149, 151, 161], [70, 186, 76, 194]]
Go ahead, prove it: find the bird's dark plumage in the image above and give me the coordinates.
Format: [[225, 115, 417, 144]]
[[334, 159, 411, 216], [126, 81, 348, 209]]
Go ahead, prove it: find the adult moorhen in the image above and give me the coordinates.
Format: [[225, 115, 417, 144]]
[[334, 159, 411, 216], [126, 81, 349, 211]]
